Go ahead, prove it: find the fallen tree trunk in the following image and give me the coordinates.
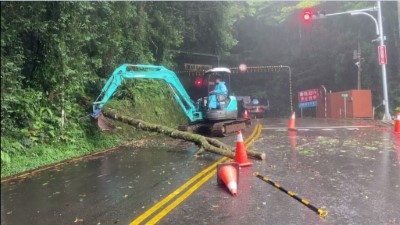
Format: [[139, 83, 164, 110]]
[[102, 109, 265, 160], [205, 137, 266, 160]]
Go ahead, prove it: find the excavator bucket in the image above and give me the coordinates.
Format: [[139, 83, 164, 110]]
[[96, 113, 116, 131]]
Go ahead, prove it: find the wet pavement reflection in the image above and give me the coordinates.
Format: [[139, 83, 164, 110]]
[[158, 118, 400, 225]]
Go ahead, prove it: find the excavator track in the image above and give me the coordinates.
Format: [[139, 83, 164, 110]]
[[178, 119, 251, 137], [211, 118, 251, 136], [178, 123, 210, 134]]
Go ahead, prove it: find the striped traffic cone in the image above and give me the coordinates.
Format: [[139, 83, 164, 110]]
[[217, 162, 239, 196], [243, 110, 249, 119], [235, 130, 253, 167], [288, 112, 297, 131]]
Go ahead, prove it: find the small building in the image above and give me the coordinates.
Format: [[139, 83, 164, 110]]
[[317, 89, 373, 119]]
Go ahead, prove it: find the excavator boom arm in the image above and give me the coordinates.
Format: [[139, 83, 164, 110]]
[[92, 64, 202, 122]]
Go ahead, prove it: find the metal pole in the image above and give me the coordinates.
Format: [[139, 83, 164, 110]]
[[321, 85, 327, 118], [357, 42, 361, 90], [350, 12, 380, 36], [323, 7, 376, 17], [288, 66, 293, 113], [377, 0, 392, 121], [324, 90, 327, 118], [279, 65, 293, 113], [373, 106, 375, 120], [398, 1, 400, 39], [344, 96, 347, 119], [321, 4, 391, 121]]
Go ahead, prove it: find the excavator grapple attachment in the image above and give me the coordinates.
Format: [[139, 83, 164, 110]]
[[96, 113, 116, 131]]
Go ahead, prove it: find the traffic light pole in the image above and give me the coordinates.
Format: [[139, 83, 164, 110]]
[[376, 0, 391, 122], [278, 65, 293, 113], [357, 42, 362, 90], [316, 1, 392, 121]]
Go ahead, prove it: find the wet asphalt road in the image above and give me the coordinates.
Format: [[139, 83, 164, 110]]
[[1, 118, 400, 225]]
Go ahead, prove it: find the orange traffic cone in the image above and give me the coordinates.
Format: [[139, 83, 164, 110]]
[[243, 110, 249, 119], [235, 130, 253, 167], [394, 113, 400, 133], [288, 112, 297, 131], [217, 162, 239, 196]]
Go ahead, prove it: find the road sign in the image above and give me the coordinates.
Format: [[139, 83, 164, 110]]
[[298, 88, 319, 103], [299, 101, 317, 109], [378, 45, 387, 65], [341, 93, 348, 98], [184, 63, 212, 71]]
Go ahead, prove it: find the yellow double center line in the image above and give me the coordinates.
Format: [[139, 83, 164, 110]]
[[130, 125, 262, 225]]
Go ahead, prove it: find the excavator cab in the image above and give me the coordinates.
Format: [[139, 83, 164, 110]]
[[205, 68, 231, 110], [199, 68, 238, 121]]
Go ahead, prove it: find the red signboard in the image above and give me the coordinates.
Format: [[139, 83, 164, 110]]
[[298, 88, 319, 103], [378, 45, 387, 65]]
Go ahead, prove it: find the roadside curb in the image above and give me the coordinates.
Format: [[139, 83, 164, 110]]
[[1, 134, 159, 183]]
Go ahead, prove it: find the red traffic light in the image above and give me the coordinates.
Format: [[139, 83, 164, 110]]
[[304, 12, 311, 20], [195, 78, 203, 87], [302, 9, 313, 23]]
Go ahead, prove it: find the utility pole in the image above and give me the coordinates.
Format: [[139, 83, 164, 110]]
[[278, 65, 293, 113], [357, 42, 362, 90], [376, 0, 391, 121], [321, 85, 327, 118], [398, 0, 400, 39]]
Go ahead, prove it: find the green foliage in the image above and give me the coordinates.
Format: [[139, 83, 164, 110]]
[[2, 2, 224, 177], [108, 79, 187, 127], [255, 1, 321, 24], [1, 151, 11, 164], [1, 137, 24, 166], [1, 1, 245, 145], [174, 2, 248, 58]]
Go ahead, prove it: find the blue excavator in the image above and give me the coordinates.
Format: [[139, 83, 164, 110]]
[[92, 64, 250, 136]]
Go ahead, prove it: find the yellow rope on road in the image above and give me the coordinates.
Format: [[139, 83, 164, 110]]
[[254, 172, 328, 218]]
